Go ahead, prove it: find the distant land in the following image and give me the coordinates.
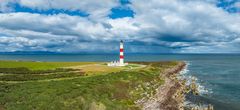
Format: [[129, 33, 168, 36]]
[[1, 51, 240, 55]]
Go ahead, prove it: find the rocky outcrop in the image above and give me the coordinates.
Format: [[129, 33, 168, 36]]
[[138, 62, 187, 110], [138, 62, 214, 110]]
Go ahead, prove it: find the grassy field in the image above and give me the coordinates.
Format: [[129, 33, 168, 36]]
[[0, 60, 96, 70], [0, 61, 179, 110]]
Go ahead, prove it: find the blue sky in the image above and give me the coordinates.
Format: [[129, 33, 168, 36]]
[[0, 0, 240, 53]]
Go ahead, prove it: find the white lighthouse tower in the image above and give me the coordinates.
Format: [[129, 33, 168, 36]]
[[107, 40, 128, 67], [119, 40, 124, 66]]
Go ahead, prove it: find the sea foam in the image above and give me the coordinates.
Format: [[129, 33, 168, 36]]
[[178, 61, 212, 95]]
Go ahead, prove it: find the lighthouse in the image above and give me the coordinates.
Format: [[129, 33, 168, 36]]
[[107, 40, 128, 67], [119, 40, 124, 66]]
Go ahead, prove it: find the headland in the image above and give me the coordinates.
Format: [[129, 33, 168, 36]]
[[0, 60, 208, 110]]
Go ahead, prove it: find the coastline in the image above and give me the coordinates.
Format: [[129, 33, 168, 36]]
[[138, 61, 214, 110], [138, 62, 187, 110]]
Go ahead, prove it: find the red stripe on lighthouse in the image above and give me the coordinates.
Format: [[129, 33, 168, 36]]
[[120, 49, 123, 52], [120, 55, 124, 59]]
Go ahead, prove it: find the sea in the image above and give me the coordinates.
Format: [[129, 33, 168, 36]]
[[0, 54, 239, 110]]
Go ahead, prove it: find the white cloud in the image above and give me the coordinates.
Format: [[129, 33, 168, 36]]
[[0, 12, 130, 52], [0, 36, 39, 51], [0, 0, 239, 53], [129, 0, 240, 52], [19, 0, 119, 19]]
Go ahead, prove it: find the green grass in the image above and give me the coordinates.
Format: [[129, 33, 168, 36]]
[[0, 61, 180, 110], [0, 61, 95, 70]]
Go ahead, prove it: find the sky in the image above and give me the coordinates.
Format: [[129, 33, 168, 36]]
[[0, 0, 240, 54]]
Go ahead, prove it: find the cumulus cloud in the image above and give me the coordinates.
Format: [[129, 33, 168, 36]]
[[0, 36, 40, 52], [129, 0, 240, 53], [0, 0, 239, 53], [19, 0, 120, 19], [0, 13, 118, 52]]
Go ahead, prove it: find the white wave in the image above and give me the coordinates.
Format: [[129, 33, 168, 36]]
[[198, 83, 212, 95], [184, 100, 208, 109], [178, 61, 212, 95]]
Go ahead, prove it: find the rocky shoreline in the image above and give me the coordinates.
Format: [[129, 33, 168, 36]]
[[137, 62, 213, 110]]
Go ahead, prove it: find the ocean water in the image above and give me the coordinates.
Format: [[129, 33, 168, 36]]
[[0, 54, 240, 109]]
